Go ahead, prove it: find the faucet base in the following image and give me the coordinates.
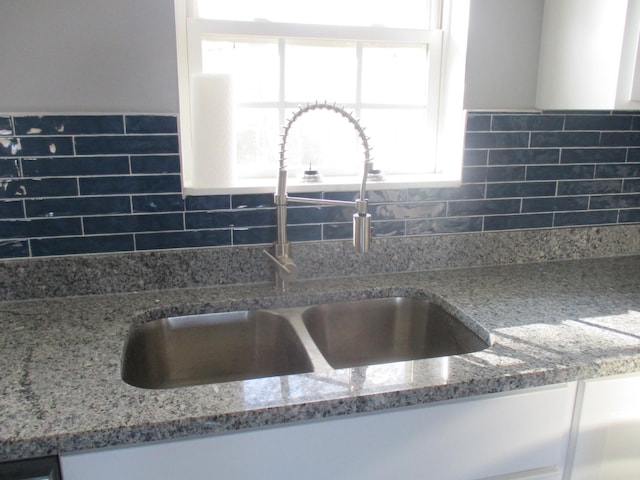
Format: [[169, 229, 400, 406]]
[[271, 241, 297, 292]]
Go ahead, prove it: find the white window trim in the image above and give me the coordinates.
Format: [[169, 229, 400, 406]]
[[174, 0, 469, 195]]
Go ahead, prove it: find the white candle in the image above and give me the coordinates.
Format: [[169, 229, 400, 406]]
[[190, 74, 236, 189]]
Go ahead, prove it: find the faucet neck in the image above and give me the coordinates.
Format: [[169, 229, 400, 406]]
[[278, 102, 372, 173], [268, 102, 373, 291]]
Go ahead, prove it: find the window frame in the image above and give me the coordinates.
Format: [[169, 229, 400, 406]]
[[174, 0, 469, 195]]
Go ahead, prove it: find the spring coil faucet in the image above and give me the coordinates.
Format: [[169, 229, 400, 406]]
[[264, 102, 374, 292]]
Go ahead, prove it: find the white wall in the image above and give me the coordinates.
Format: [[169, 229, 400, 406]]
[[0, 0, 543, 113], [0, 0, 178, 113]]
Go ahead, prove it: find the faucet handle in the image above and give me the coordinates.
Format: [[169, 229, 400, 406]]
[[263, 249, 298, 280]]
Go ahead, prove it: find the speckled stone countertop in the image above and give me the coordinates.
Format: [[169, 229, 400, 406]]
[[1, 255, 640, 461]]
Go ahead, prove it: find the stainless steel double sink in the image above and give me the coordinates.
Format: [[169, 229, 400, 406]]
[[121, 297, 491, 389]]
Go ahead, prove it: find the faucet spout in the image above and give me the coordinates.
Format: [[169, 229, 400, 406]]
[[265, 102, 374, 291]]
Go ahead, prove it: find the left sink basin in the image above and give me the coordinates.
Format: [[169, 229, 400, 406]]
[[121, 310, 313, 389]]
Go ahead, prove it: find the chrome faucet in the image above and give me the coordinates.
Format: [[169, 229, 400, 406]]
[[264, 102, 374, 292]]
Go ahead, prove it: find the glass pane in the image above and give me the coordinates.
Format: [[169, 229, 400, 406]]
[[197, 0, 432, 29], [359, 109, 433, 174], [285, 40, 356, 104], [202, 39, 279, 102], [235, 107, 280, 177], [283, 107, 364, 176], [361, 43, 429, 105]]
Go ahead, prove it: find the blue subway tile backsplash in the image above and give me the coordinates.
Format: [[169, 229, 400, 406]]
[[30, 234, 135, 257], [0, 117, 13, 135], [22, 156, 130, 177], [600, 131, 640, 147], [134, 194, 185, 213], [0, 201, 24, 219], [557, 179, 623, 196], [554, 210, 619, 227], [78, 175, 181, 195], [530, 131, 601, 148], [184, 195, 229, 211], [25, 196, 132, 218], [0, 111, 640, 259], [560, 148, 626, 164], [564, 114, 633, 131], [0, 241, 29, 258], [490, 113, 564, 131], [7, 137, 75, 157], [125, 115, 178, 134], [83, 213, 184, 235], [135, 229, 230, 251], [1, 217, 82, 239], [620, 209, 640, 222], [1, 178, 78, 198], [447, 198, 521, 217], [486, 181, 556, 198], [0, 159, 20, 178], [522, 196, 589, 213], [74, 134, 179, 156], [489, 148, 560, 165], [131, 154, 181, 174], [625, 179, 640, 192], [464, 131, 530, 149], [13, 115, 124, 135]]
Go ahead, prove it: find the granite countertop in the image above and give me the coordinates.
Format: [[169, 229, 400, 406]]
[[1, 255, 640, 462]]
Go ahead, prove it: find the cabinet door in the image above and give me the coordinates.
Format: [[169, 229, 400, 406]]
[[535, 0, 640, 110], [61, 383, 575, 480], [568, 373, 640, 479]]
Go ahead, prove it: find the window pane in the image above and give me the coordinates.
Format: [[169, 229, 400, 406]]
[[361, 43, 429, 105], [285, 40, 357, 104], [236, 108, 280, 177], [360, 109, 432, 174], [202, 38, 279, 102], [197, 0, 432, 29]]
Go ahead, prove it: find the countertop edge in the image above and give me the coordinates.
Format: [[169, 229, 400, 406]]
[[4, 352, 640, 460]]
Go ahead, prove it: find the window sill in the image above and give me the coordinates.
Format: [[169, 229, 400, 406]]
[[183, 172, 462, 196]]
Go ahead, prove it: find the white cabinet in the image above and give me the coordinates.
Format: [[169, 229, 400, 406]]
[[60, 383, 576, 480], [566, 372, 640, 480]]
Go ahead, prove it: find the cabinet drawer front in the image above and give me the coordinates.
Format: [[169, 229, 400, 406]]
[[61, 383, 576, 480]]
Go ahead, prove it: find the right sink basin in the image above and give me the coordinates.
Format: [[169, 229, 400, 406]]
[[302, 297, 490, 369]]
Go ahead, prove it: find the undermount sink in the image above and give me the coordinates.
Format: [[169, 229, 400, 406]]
[[121, 310, 313, 389], [122, 296, 490, 389], [302, 297, 489, 369]]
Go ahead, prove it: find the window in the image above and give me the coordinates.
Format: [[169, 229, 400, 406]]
[[175, 0, 469, 194]]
